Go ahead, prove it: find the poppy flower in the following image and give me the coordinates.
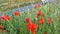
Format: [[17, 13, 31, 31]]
[[14, 11, 20, 16], [37, 10, 42, 17], [0, 25, 4, 29], [5, 15, 11, 20], [26, 18, 31, 23], [34, 4, 41, 9], [26, 22, 38, 32], [1, 15, 11, 21], [32, 31, 36, 34], [34, 5, 37, 9], [44, 32, 47, 34], [2, 30, 6, 33], [36, 16, 39, 18], [0, 16, 7, 21], [48, 17, 52, 24], [37, 3, 41, 8], [39, 18, 45, 25]]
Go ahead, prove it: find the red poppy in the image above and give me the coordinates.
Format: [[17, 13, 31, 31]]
[[1, 16, 7, 21], [0, 25, 4, 29], [39, 18, 45, 25], [2, 30, 6, 32], [1, 15, 11, 21], [37, 10, 42, 17], [44, 32, 47, 34], [34, 5, 37, 9], [32, 31, 36, 34], [48, 17, 52, 24], [14, 11, 20, 16], [37, 3, 41, 8], [26, 22, 38, 32], [26, 18, 31, 23], [5, 15, 11, 20], [36, 16, 39, 18], [34, 4, 41, 9]]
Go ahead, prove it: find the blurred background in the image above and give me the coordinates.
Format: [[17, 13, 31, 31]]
[[0, 0, 60, 34]]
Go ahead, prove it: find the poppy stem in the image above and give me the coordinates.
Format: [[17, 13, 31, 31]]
[[30, 30, 32, 34], [32, 31, 36, 34], [7, 20, 16, 30]]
